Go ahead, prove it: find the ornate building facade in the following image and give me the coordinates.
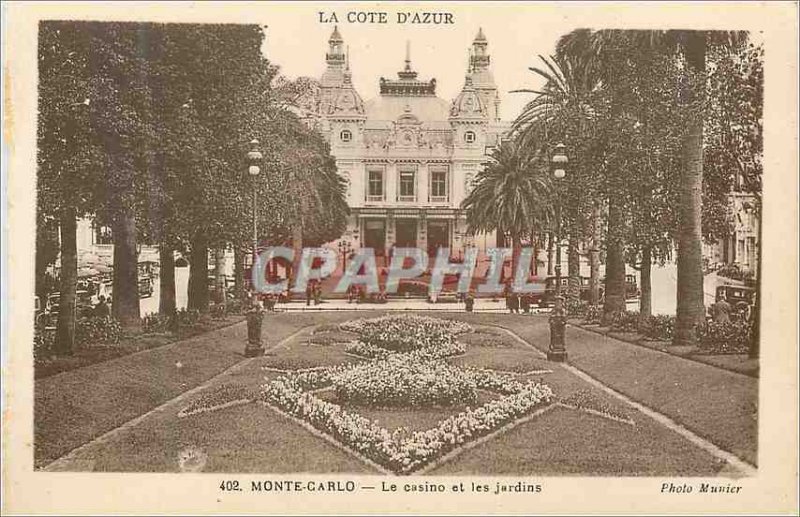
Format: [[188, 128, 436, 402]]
[[315, 27, 510, 262]]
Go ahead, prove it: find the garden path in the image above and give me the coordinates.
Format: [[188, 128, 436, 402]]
[[37, 312, 758, 475], [451, 314, 758, 466]]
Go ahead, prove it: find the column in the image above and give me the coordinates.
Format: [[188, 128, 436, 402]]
[[385, 161, 397, 203], [418, 161, 428, 204]]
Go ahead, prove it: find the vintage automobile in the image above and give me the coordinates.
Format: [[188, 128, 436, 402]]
[[625, 274, 641, 299], [43, 291, 94, 321], [714, 284, 756, 320], [579, 276, 604, 302], [598, 274, 640, 300], [537, 276, 568, 307], [138, 276, 154, 298]]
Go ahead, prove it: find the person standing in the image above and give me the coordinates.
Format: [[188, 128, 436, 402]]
[[711, 292, 732, 324], [464, 290, 475, 313], [520, 293, 531, 314], [94, 295, 110, 319], [313, 282, 322, 305]]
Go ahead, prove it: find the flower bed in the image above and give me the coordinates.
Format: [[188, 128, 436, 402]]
[[608, 311, 641, 333], [639, 314, 675, 341], [261, 367, 553, 474], [695, 320, 754, 354], [260, 314, 553, 474], [75, 316, 123, 347], [345, 340, 465, 360], [560, 389, 634, 425], [178, 383, 254, 418], [341, 315, 471, 353], [343, 314, 468, 359], [332, 356, 478, 408]]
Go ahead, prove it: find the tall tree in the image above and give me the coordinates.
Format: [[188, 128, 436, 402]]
[[462, 139, 552, 274], [513, 53, 604, 302], [38, 22, 104, 354], [557, 29, 749, 344]]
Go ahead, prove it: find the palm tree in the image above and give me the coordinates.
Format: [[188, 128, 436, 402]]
[[557, 29, 748, 345], [512, 53, 604, 305], [461, 139, 552, 275]]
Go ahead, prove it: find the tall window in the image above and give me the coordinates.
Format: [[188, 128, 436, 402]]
[[464, 172, 475, 195], [398, 169, 416, 202], [430, 167, 449, 202], [367, 169, 384, 202]]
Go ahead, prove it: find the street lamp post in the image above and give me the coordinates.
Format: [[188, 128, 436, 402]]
[[547, 142, 569, 362], [245, 138, 265, 358], [248, 139, 263, 266], [337, 239, 353, 273]]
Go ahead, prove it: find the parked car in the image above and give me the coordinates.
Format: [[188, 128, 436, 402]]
[[625, 274, 640, 299], [599, 274, 640, 300], [76, 289, 95, 317], [44, 291, 93, 320], [715, 284, 756, 320], [397, 279, 428, 298], [138, 276, 154, 298], [538, 276, 568, 307], [578, 276, 604, 302]]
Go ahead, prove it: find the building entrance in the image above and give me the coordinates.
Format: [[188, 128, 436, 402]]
[[427, 220, 450, 257], [363, 219, 386, 257], [395, 219, 418, 248]]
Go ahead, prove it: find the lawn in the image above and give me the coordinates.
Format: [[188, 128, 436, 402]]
[[39, 312, 746, 476], [35, 311, 379, 468], [34, 314, 246, 379]]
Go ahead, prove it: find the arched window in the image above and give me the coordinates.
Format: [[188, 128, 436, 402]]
[[340, 129, 352, 142]]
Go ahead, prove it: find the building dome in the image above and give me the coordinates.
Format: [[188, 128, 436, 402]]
[[449, 76, 487, 121], [364, 95, 450, 122], [327, 71, 365, 117]]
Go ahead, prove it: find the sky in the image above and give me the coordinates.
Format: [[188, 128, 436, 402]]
[[260, 3, 575, 121]]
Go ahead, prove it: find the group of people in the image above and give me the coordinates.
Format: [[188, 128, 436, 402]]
[[502, 283, 536, 314], [305, 280, 323, 306], [346, 284, 388, 304]]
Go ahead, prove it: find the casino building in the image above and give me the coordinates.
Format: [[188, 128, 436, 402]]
[[314, 27, 510, 262]]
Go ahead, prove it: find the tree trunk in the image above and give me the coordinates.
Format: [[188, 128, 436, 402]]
[[291, 222, 303, 281], [589, 202, 601, 305], [214, 248, 227, 305], [112, 210, 140, 331], [749, 201, 761, 359], [567, 226, 581, 303], [54, 208, 77, 356], [602, 196, 626, 324], [674, 31, 707, 346], [188, 231, 209, 312], [547, 231, 554, 276], [639, 244, 653, 319], [511, 233, 522, 279], [234, 246, 246, 300], [159, 243, 176, 315]]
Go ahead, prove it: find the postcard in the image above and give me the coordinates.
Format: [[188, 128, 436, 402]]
[[2, 1, 797, 515]]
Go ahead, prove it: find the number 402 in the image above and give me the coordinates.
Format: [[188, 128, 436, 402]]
[[219, 480, 241, 491]]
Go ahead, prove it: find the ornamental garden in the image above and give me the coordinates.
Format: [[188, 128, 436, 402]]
[[35, 312, 756, 479], [40, 312, 752, 476]]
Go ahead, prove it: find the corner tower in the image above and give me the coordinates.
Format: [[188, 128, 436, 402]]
[[468, 28, 500, 122]]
